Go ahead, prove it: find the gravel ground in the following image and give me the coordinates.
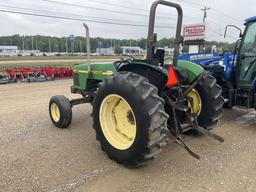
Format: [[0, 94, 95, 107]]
[[0, 80, 256, 192]]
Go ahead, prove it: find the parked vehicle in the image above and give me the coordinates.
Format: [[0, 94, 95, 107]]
[[180, 17, 256, 110]]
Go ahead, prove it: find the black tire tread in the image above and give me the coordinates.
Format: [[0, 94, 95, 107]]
[[49, 95, 72, 128], [197, 75, 224, 130], [92, 72, 168, 166]]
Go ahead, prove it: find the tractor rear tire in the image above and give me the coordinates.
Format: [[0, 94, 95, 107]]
[[92, 72, 168, 167], [49, 95, 72, 128], [196, 75, 224, 130]]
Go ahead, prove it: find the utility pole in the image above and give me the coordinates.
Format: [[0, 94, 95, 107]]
[[200, 6, 210, 52], [80, 40, 82, 53], [31, 36, 34, 50], [10, 38, 12, 46], [35, 39, 38, 50], [49, 38, 51, 52], [66, 38, 68, 53], [22, 36, 24, 51], [201, 6, 210, 23]]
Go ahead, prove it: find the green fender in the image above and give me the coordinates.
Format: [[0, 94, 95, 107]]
[[119, 60, 205, 83], [117, 61, 168, 75], [177, 60, 205, 83], [72, 60, 205, 91]]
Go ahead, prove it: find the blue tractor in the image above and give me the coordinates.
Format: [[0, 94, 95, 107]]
[[180, 16, 256, 110]]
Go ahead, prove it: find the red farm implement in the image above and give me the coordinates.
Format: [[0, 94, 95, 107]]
[[0, 69, 17, 84], [0, 67, 73, 83]]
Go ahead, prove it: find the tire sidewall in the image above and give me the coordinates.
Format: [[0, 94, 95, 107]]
[[93, 79, 151, 163], [49, 96, 72, 128]]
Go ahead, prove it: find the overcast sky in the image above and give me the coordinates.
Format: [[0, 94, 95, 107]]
[[0, 0, 255, 42]]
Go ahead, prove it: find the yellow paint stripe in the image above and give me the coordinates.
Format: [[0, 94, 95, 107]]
[[80, 70, 89, 74], [103, 71, 114, 75], [73, 70, 113, 75]]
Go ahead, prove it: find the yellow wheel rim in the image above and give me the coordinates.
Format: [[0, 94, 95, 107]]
[[187, 89, 202, 116], [99, 94, 137, 150], [50, 103, 61, 122]]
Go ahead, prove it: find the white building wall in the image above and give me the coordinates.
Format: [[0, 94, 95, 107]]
[[0, 46, 18, 53], [96, 48, 115, 55], [121, 46, 143, 55]]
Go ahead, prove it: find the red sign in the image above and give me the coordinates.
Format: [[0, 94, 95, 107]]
[[183, 23, 206, 41]]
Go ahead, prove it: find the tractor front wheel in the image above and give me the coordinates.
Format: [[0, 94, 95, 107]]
[[49, 95, 72, 128], [92, 72, 168, 166]]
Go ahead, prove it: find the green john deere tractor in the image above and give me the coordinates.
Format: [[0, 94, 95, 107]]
[[49, 0, 224, 166]]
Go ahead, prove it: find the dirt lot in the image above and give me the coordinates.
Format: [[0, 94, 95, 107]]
[[0, 80, 256, 192]]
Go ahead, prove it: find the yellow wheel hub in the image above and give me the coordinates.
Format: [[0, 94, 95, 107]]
[[187, 89, 202, 116], [99, 94, 137, 150], [50, 103, 60, 122]]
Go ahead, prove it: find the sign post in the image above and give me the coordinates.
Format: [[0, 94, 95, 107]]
[[183, 23, 207, 53]]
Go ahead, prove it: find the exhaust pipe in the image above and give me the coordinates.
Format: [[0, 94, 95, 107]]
[[83, 23, 91, 72]]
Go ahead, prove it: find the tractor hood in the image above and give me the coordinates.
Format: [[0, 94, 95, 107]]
[[72, 62, 117, 91], [72, 62, 116, 76]]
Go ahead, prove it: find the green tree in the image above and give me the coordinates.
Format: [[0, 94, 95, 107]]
[[114, 45, 122, 55], [0, 35, 238, 53]]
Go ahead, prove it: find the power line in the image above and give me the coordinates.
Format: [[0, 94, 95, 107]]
[[208, 19, 234, 28], [81, 0, 152, 12], [208, 27, 239, 41], [201, 6, 210, 23], [146, 0, 203, 11], [35, 0, 176, 20], [179, 0, 202, 7], [209, 22, 242, 37], [84, 0, 202, 11], [211, 8, 242, 24], [0, 4, 177, 25], [0, 7, 176, 29], [177, 0, 243, 26], [210, 12, 243, 31], [84, 0, 202, 12], [34, 0, 243, 28], [36, 0, 202, 20], [208, 32, 237, 42], [0, 3, 201, 27]]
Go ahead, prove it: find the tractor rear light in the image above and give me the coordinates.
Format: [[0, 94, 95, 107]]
[[166, 65, 179, 88]]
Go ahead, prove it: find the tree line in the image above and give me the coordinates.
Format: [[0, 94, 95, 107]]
[[0, 34, 236, 53]]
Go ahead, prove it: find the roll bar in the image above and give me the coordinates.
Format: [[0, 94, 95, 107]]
[[146, 0, 183, 66]]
